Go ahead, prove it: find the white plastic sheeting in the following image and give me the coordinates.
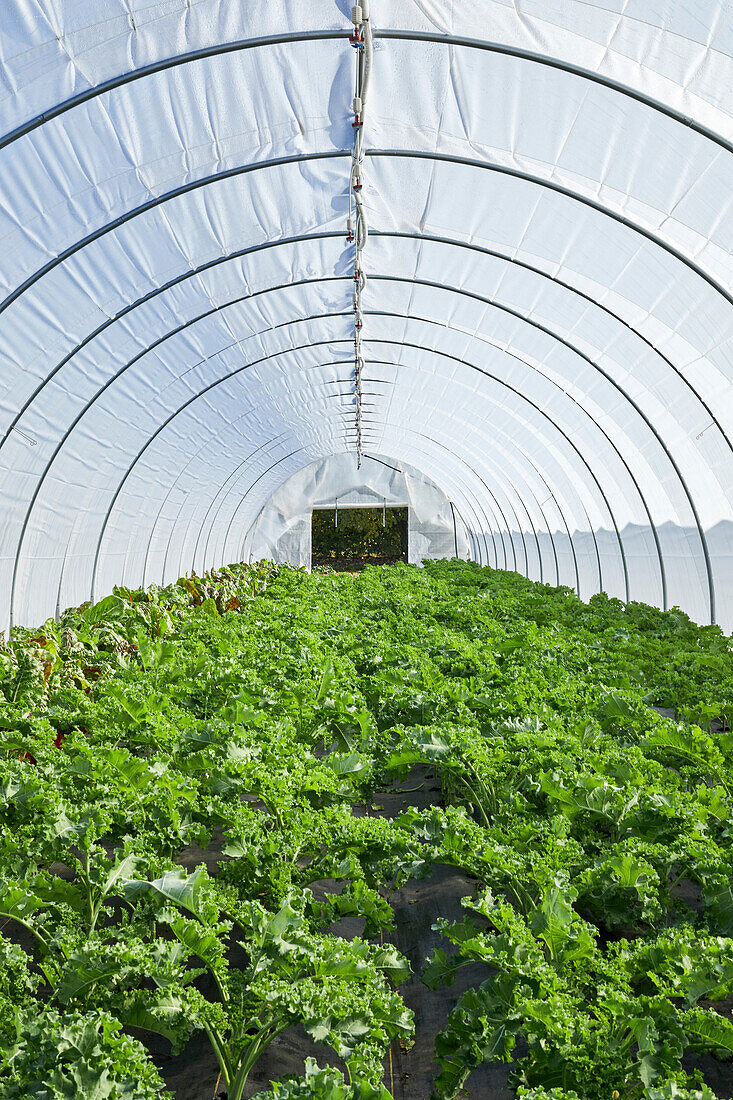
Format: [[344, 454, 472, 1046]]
[[0, 1, 731, 629], [246, 452, 467, 567]]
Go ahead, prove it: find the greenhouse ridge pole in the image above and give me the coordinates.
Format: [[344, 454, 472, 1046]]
[[347, 2, 374, 467]]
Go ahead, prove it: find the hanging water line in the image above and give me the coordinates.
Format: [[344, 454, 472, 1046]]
[[347, 2, 374, 468]]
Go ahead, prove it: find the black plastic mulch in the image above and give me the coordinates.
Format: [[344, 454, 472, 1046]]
[[153, 765, 733, 1099], [153, 767, 512, 1099]]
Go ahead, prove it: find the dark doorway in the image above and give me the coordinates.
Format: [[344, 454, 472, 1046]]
[[311, 506, 408, 571]]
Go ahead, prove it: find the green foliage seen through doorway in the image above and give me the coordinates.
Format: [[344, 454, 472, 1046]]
[[311, 506, 408, 566]]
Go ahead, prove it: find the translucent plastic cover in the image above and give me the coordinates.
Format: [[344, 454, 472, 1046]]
[[246, 452, 468, 566], [0, 1, 731, 628]]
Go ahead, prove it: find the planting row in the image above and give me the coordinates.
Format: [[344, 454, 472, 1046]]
[[1, 560, 732, 1098]]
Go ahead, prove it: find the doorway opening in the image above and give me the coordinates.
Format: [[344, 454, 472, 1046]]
[[311, 506, 408, 571]]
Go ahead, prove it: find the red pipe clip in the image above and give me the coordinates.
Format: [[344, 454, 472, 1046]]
[[349, 28, 365, 48], [352, 114, 362, 130]]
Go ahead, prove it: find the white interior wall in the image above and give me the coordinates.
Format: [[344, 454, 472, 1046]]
[[245, 452, 469, 568]]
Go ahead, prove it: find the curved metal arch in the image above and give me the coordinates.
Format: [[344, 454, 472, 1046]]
[[443, 449, 526, 575], [0, 31, 346, 151], [370, 295, 667, 598], [2, 27, 729, 155], [217, 438, 502, 580], [334, 451, 477, 567], [8, 227, 728, 487], [195, 430, 305, 575], [1, 146, 730, 334], [10, 278, 675, 620], [7, 268, 612, 600], [375, 231, 733, 464], [0, 30, 723, 607], [202, 447, 311, 586], [1, 231, 341, 453], [8, 256, 685, 607], [453, 443, 541, 582], [372, 283, 672, 595], [197, 391, 497, 572], [77, 270, 670, 596], [362, 335, 627, 596], [439, 450, 511, 571], [420, 429, 566, 587], [191, 391, 473, 571], [14, 303, 640, 624], [375, 32, 733, 155], [419, 426, 561, 586], [169, 435, 306, 590], [12, 257, 716, 618], [96, 268, 659, 598], [2, 253, 712, 617], [366, 151, 733, 308], [354, 392, 528, 576], [494, 445, 562, 587], [84, 338, 355, 606], [18, 293, 619, 618], [223, 426, 563, 594], [10, 312, 359, 625], [357, 368, 587, 595], [375, 329, 733, 607], [93, 366, 582, 615], [80, 330, 622, 616], [364, 420, 587, 592], [208, 437, 501, 572], [0, 213, 721, 611], [142, 425, 292, 588], [370, 292, 713, 618], [0, 150, 347, 319]]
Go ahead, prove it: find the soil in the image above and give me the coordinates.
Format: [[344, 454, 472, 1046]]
[[151, 758, 733, 1100], [368, 770, 513, 1100], [8, 763, 731, 1098], [152, 766, 514, 1099]]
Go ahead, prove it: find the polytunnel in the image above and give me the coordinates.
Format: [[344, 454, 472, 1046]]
[[1, 0, 732, 631]]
